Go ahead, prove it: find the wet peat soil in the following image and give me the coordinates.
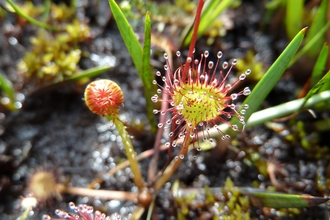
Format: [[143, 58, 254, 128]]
[[1, 0, 329, 219]]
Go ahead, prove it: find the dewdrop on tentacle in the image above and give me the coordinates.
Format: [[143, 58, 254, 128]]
[[84, 79, 124, 117], [42, 202, 122, 220], [152, 50, 251, 148]]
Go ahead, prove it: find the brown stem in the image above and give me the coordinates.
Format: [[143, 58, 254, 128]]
[[153, 132, 191, 191], [130, 206, 145, 220], [58, 184, 138, 202]]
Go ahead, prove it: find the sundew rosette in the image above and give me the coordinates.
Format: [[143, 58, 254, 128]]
[[43, 202, 121, 220], [152, 50, 251, 149]]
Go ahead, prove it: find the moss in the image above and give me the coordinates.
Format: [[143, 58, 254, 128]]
[[173, 177, 251, 219], [17, 3, 91, 86], [236, 50, 265, 82]]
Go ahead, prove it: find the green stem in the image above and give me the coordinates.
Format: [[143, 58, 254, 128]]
[[6, 0, 59, 31], [246, 90, 330, 128], [0, 72, 15, 101], [19, 208, 30, 220], [289, 20, 330, 66], [41, 0, 51, 22], [210, 90, 330, 137], [109, 116, 145, 190]]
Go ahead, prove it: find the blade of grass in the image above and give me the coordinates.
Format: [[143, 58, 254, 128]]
[[310, 43, 328, 88], [246, 90, 330, 128], [0, 72, 15, 101], [299, 70, 330, 109], [181, 0, 235, 47], [41, 0, 51, 22], [142, 12, 157, 132], [108, 0, 143, 75], [65, 66, 111, 81], [320, 79, 330, 92], [285, 0, 303, 40], [210, 90, 330, 138], [5, 0, 59, 31], [304, 0, 328, 58], [176, 186, 329, 208], [108, 0, 156, 128], [142, 12, 152, 90], [241, 27, 306, 120], [265, 0, 285, 9], [290, 20, 330, 65], [226, 27, 307, 135], [241, 188, 329, 208]]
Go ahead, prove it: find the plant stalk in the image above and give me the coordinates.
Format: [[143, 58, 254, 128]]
[[182, 0, 205, 79], [6, 0, 59, 31], [153, 133, 191, 191], [60, 184, 138, 202], [109, 116, 145, 190]]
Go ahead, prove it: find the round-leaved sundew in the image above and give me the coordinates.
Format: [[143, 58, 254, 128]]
[[152, 50, 251, 149], [43, 202, 121, 220], [84, 79, 124, 117], [84, 79, 145, 190]]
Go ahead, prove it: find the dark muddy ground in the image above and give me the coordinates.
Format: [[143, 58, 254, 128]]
[[0, 0, 329, 219]]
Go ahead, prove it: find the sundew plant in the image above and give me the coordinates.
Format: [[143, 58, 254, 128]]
[[80, 0, 329, 218], [3, 0, 330, 219], [152, 50, 251, 149]]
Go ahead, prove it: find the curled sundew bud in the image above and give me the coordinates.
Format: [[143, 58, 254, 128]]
[[28, 170, 61, 203], [153, 50, 251, 148], [42, 202, 121, 220], [84, 79, 124, 117]]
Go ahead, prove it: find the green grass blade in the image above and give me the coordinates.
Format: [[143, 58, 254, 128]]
[[226, 28, 307, 134], [310, 44, 328, 88], [181, 0, 235, 47], [0, 72, 15, 101], [142, 12, 152, 90], [304, 0, 328, 58], [5, 0, 59, 31], [246, 90, 330, 128], [108, 0, 143, 77], [175, 186, 329, 209], [320, 79, 330, 93], [290, 20, 330, 65], [65, 66, 111, 81], [285, 0, 303, 40], [108, 0, 156, 128], [241, 188, 329, 208], [142, 12, 157, 131], [299, 70, 330, 109], [242, 27, 306, 119], [41, 0, 51, 22]]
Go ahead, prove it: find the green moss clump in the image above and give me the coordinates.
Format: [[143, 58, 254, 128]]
[[17, 3, 91, 85], [173, 177, 250, 219], [236, 50, 265, 82]]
